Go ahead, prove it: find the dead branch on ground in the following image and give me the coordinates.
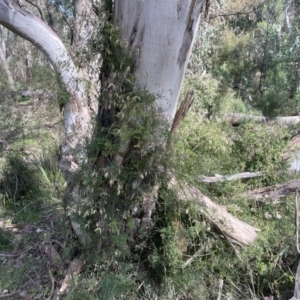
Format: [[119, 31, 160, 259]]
[[169, 175, 260, 245], [198, 171, 264, 183], [244, 179, 300, 202], [225, 113, 300, 126]]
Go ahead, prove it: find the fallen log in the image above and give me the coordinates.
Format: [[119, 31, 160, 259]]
[[223, 113, 300, 172], [244, 179, 300, 202], [225, 113, 300, 126], [226, 113, 268, 125], [169, 176, 260, 245], [19, 90, 56, 100], [198, 171, 264, 183]]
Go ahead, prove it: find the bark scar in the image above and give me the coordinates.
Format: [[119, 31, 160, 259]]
[[177, 0, 184, 20], [129, 23, 138, 46], [177, 0, 205, 68]]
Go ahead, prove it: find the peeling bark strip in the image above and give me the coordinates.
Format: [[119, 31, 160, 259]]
[[114, 0, 205, 122], [178, 0, 205, 68], [0, 0, 93, 178], [171, 88, 194, 133]]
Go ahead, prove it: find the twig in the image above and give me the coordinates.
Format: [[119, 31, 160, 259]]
[[217, 279, 224, 300], [0, 247, 32, 257], [0, 281, 30, 299], [13, 175, 18, 204], [182, 249, 202, 269], [51, 1, 74, 38], [295, 190, 300, 253], [24, 0, 45, 21], [47, 269, 55, 300], [136, 281, 144, 292]]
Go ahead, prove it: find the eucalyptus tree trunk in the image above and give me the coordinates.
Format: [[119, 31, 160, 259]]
[[105, 0, 206, 242], [0, 0, 206, 245], [114, 0, 204, 122]]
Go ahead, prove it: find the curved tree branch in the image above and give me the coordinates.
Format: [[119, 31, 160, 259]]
[[0, 0, 93, 177]]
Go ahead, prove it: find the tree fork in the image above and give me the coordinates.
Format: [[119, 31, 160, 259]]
[[0, 0, 260, 251]]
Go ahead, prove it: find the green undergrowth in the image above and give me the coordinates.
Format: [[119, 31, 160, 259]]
[[0, 72, 68, 297], [1, 3, 300, 300], [0, 88, 298, 299], [0, 146, 67, 299], [59, 107, 297, 299], [162, 102, 297, 298]]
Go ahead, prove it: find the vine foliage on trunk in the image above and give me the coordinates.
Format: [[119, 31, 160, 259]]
[[65, 1, 170, 256]]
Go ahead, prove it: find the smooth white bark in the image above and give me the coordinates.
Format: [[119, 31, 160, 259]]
[[114, 0, 205, 122], [291, 262, 300, 300]]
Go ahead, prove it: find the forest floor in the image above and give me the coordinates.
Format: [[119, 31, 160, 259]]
[[0, 92, 300, 299], [0, 94, 69, 299]]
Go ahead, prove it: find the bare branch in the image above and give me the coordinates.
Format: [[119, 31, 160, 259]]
[[198, 171, 264, 183], [50, 0, 74, 39], [226, 113, 268, 125], [209, 3, 263, 21], [24, 0, 44, 21]]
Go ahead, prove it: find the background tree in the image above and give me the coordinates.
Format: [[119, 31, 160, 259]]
[[203, 0, 300, 117]]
